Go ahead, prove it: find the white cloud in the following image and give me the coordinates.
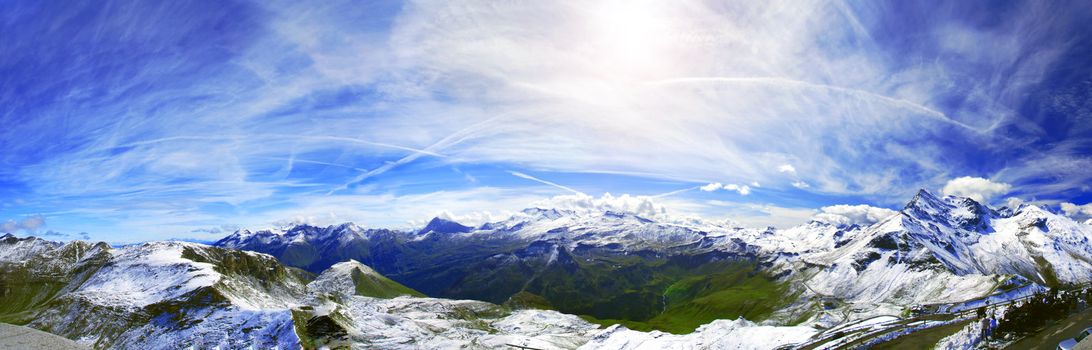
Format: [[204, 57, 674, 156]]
[[0, 215, 46, 234], [709, 203, 817, 229], [810, 204, 897, 227], [1003, 197, 1024, 209], [700, 182, 751, 195], [700, 182, 723, 192], [532, 193, 667, 219], [3, 0, 1081, 240], [723, 183, 751, 196], [190, 224, 241, 235], [1060, 202, 1092, 219], [941, 176, 1012, 203]]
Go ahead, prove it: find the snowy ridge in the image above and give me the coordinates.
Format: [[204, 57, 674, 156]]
[[5, 189, 1090, 349], [0, 233, 62, 263], [888, 191, 1092, 284], [68, 242, 223, 307], [216, 222, 375, 249], [578, 319, 817, 350], [216, 189, 1091, 329], [306, 259, 382, 297], [327, 296, 600, 349], [787, 190, 1092, 311]]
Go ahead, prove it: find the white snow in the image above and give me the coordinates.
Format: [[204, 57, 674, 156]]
[[337, 296, 600, 349], [94, 307, 299, 350], [578, 318, 817, 350], [307, 259, 381, 297], [69, 242, 222, 307], [0, 234, 60, 263], [6, 190, 1091, 350]]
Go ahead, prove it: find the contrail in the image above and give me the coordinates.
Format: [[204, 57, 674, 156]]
[[93, 134, 446, 157], [509, 171, 584, 195], [257, 157, 372, 173], [645, 76, 982, 133], [294, 135, 446, 157], [326, 117, 499, 195], [652, 186, 699, 198]]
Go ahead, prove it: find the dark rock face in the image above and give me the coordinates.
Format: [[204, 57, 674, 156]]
[[418, 217, 473, 235]]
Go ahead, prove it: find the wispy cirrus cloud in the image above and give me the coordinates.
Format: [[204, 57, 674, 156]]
[[2, 0, 1091, 241]]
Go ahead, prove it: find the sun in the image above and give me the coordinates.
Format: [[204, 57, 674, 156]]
[[587, 0, 674, 79]]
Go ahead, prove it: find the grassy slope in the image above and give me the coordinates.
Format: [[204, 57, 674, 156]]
[[648, 262, 795, 333], [525, 254, 798, 334], [349, 267, 425, 298], [0, 270, 68, 324], [503, 291, 555, 310], [236, 234, 803, 335], [0, 242, 110, 324]]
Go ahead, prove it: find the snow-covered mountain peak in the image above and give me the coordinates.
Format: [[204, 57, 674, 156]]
[[899, 189, 996, 234], [69, 241, 224, 308], [307, 260, 377, 297], [0, 233, 62, 263], [216, 222, 397, 251], [817, 189, 1092, 286], [903, 188, 946, 213], [327, 259, 379, 276]]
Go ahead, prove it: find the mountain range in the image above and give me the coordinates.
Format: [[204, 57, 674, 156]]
[[1, 189, 1090, 349], [217, 189, 1092, 330]]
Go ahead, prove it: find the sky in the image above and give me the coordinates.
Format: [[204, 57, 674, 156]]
[[2, 0, 1092, 242]]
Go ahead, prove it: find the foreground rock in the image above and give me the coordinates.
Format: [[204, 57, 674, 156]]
[[0, 323, 89, 350]]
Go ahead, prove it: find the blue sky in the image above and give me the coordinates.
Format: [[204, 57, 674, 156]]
[[2, 0, 1092, 242]]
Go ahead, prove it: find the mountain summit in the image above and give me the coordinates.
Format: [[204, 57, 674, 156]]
[[418, 217, 473, 235], [216, 190, 1092, 333]]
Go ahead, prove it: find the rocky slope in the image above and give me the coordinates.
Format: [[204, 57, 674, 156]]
[[1, 236, 307, 349], [0, 236, 629, 349], [218, 190, 1092, 331], [789, 190, 1092, 320], [3, 189, 1090, 349]]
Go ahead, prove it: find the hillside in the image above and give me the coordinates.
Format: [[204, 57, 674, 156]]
[[217, 189, 1092, 333]]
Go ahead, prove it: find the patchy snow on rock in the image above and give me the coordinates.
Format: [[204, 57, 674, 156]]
[[0, 233, 61, 263], [306, 260, 380, 297], [106, 307, 299, 350], [69, 242, 222, 308], [338, 296, 599, 349], [579, 318, 817, 350]]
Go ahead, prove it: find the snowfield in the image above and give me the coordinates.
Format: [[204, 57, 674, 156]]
[[337, 296, 600, 349], [68, 242, 222, 308]]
